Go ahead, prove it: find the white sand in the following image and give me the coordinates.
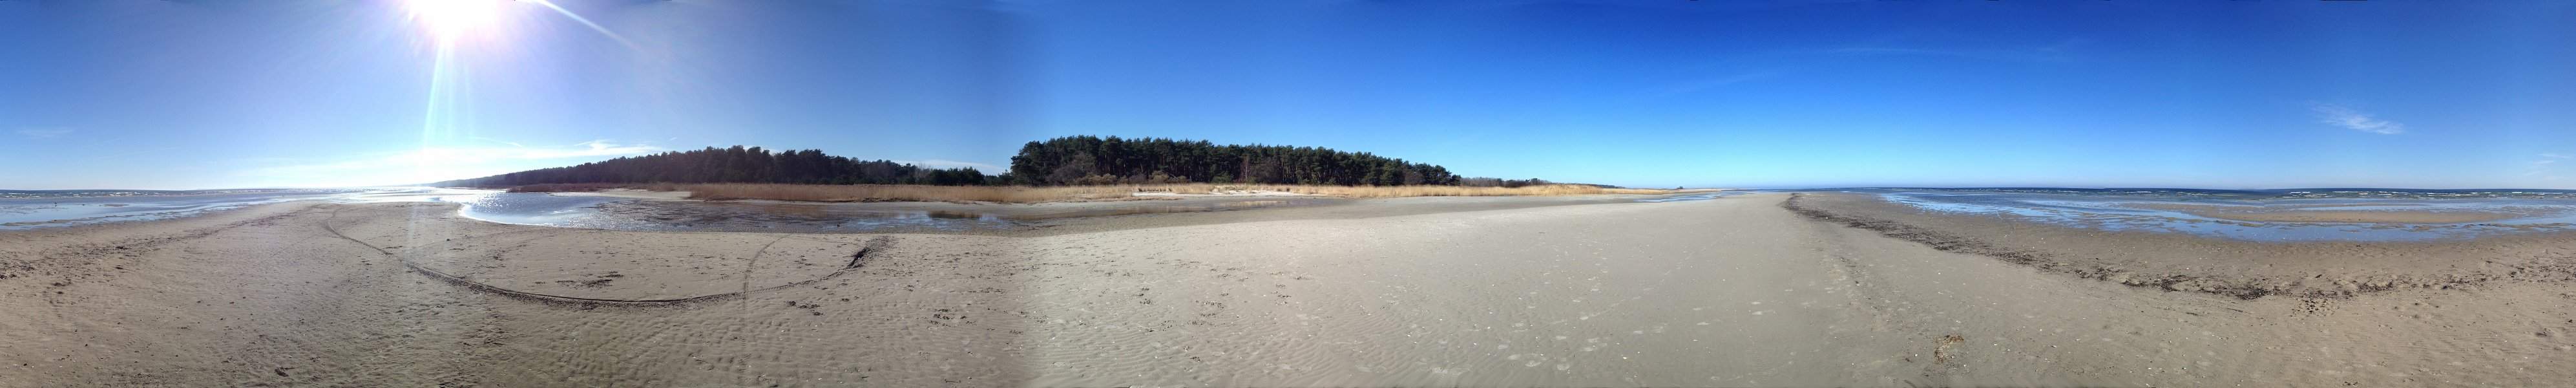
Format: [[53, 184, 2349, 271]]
[[2, 193, 2571, 386]]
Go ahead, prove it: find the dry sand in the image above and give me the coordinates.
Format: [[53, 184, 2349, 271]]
[[3, 193, 2573, 387]]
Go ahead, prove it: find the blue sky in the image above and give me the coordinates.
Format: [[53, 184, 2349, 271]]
[[3, 1, 2573, 189]]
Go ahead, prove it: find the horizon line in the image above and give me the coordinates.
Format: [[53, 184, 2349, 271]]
[[15, 185, 2576, 193]]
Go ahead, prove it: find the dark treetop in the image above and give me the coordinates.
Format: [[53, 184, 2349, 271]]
[[430, 146, 995, 187], [1007, 136, 1461, 186]]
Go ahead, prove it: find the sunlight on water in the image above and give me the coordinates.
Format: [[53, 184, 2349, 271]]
[[0, 188, 461, 230], [1633, 191, 1744, 202]]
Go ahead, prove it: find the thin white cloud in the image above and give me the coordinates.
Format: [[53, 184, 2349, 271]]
[[14, 128, 72, 138], [890, 159, 1001, 170], [2310, 103, 2405, 135], [377, 140, 659, 166], [469, 136, 525, 147], [2527, 153, 2567, 177]]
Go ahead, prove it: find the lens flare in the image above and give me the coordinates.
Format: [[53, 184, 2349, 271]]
[[404, 0, 506, 43], [401, 0, 638, 180]]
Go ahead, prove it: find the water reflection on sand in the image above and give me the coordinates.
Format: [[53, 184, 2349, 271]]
[[1633, 191, 1744, 202]]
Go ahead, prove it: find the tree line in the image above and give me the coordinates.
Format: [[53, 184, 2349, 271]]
[[1007, 136, 1461, 186], [432, 137, 1575, 188], [431, 146, 996, 187]]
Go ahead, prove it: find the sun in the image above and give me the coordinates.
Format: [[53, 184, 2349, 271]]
[[405, 0, 508, 43]]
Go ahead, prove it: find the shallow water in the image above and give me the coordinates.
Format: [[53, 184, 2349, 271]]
[[0, 189, 354, 230], [457, 195, 1023, 232], [1633, 191, 1748, 202], [1859, 188, 2576, 241]]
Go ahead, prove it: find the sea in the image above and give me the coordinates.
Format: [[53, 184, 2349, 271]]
[[0, 188, 474, 230]]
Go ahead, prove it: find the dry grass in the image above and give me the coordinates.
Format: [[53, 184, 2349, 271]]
[[1126, 183, 1677, 198], [673, 184, 1135, 203], [500, 182, 1693, 203], [503, 182, 698, 193]]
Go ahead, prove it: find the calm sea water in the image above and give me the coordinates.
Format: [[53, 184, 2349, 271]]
[[1, 189, 359, 230], [0, 188, 546, 230], [1852, 188, 2576, 241]]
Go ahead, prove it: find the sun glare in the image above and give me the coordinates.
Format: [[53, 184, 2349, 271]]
[[405, 0, 508, 43]]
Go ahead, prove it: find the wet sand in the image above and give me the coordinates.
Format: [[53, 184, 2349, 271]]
[[1790, 192, 2576, 297], [4, 193, 2574, 386]]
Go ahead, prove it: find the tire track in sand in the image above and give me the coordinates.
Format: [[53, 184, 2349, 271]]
[[320, 204, 887, 306]]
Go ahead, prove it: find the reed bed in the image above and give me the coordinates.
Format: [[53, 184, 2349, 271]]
[[499, 182, 1687, 203], [1124, 183, 1675, 197], [674, 184, 1134, 203], [505, 183, 665, 193]]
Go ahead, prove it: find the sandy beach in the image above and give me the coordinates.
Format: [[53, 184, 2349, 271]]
[[14, 0, 2566, 386], [5, 193, 2575, 387]]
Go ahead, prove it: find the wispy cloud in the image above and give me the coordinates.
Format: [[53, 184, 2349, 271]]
[[2310, 103, 2405, 135], [14, 128, 72, 138], [890, 159, 1001, 170], [381, 140, 658, 165], [2527, 153, 2568, 179], [469, 136, 525, 147]]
